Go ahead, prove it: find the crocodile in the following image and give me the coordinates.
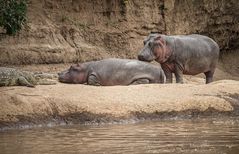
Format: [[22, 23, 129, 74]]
[[0, 67, 58, 87]]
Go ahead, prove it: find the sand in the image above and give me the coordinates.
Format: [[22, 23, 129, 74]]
[[0, 79, 238, 129]]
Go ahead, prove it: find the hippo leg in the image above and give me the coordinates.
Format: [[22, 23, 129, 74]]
[[88, 74, 101, 86], [161, 65, 173, 83], [204, 69, 215, 84], [131, 78, 150, 85], [175, 65, 184, 83], [164, 71, 173, 83]]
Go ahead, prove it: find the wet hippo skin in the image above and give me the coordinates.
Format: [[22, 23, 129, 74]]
[[58, 58, 165, 86], [138, 34, 220, 84]]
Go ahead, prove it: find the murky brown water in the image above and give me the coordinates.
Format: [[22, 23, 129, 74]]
[[0, 118, 239, 154]]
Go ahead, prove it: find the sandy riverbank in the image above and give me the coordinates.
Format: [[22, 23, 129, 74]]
[[0, 80, 238, 130]]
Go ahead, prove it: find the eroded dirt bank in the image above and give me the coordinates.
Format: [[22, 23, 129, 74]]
[[0, 80, 239, 130], [0, 0, 238, 65]]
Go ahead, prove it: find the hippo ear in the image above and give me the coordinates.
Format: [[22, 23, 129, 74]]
[[69, 65, 75, 70], [154, 35, 161, 41], [70, 64, 81, 71], [75, 63, 83, 69], [154, 36, 166, 45], [143, 40, 147, 45]]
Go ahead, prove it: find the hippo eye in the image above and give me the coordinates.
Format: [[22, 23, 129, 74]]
[[148, 42, 153, 47]]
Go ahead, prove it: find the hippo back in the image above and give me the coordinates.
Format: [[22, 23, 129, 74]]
[[164, 34, 219, 75], [90, 58, 165, 86]]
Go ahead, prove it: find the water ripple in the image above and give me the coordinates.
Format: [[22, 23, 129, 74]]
[[0, 118, 239, 154]]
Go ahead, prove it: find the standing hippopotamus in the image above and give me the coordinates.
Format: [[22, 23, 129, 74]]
[[58, 58, 165, 86], [138, 34, 219, 84]]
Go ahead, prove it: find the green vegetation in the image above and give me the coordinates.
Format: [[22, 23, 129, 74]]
[[122, 0, 128, 5], [0, 0, 27, 35], [120, 0, 127, 16]]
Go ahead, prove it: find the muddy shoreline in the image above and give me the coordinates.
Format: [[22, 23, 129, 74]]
[[1, 108, 238, 131], [1, 80, 239, 130]]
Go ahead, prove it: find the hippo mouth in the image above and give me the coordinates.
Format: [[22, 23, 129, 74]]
[[58, 76, 66, 83], [138, 55, 154, 62], [139, 58, 153, 62], [58, 71, 71, 83]]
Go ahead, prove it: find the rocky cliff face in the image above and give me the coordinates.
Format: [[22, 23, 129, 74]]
[[0, 0, 238, 65], [165, 0, 239, 52]]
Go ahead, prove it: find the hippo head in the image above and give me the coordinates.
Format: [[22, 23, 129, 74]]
[[58, 64, 87, 84], [138, 34, 170, 63]]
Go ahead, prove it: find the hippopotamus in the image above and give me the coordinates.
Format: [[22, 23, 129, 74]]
[[138, 34, 219, 84], [58, 58, 165, 86]]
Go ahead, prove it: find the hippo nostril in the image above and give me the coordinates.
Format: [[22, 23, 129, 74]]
[[138, 55, 145, 61], [57, 72, 61, 76]]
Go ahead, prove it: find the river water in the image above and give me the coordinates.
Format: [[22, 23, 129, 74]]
[[0, 118, 239, 154]]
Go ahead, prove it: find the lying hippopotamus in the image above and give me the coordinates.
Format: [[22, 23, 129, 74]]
[[138, 34, 219, 84], [58, 58, 165, 86]]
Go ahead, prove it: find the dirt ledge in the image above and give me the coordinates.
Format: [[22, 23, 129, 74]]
[[0, 80, 239, 130]]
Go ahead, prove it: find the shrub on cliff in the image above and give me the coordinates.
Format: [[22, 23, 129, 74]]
[[0, 0, 27, 35]]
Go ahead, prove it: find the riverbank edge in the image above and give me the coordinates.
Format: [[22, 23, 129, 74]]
[[1, 108, 239, 131], [0, 80, 239, 130]]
